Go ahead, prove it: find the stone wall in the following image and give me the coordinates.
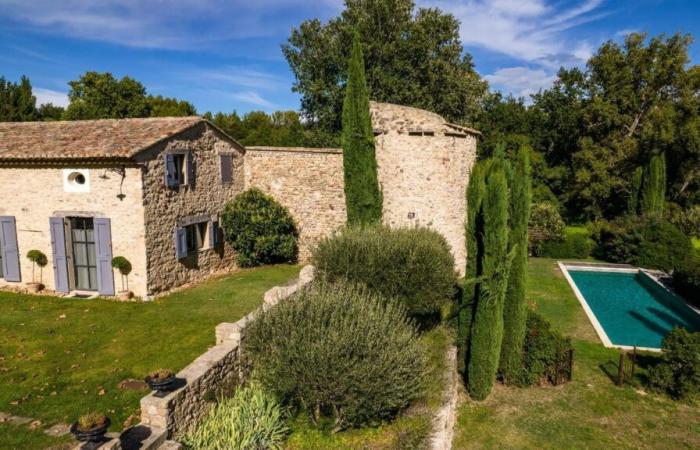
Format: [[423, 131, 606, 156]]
[[244, 147, 346, 261], [140, 266, 315, 440], [371, 102, 478, 275], [0, 165, 149, 296], [137, 123, 246, 296]]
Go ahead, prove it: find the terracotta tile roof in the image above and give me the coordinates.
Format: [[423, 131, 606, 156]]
[[0, 116, 203, 161]]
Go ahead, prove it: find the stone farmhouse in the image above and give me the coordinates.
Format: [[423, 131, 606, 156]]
[[0, 102, 477, 299]]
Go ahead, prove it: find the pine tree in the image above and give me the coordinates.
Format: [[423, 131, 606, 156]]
[[641, 153, 666, 217], [458, 160, 488, 376], [341, 31, 382, 225], [499, 146, 532, 384], [628, 166, 643, 215], [467, 160, 512, 400]]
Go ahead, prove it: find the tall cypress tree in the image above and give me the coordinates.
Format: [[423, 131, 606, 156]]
[[499, 146, 532, 384], [467, 160, 511, 400], [628, 166, 643, 215], [458, 160, 488, 376], [341, 31, 382, 225], [641, 152, 666, 217]]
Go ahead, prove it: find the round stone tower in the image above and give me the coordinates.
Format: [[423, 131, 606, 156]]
[[370, 101, 479, 275]]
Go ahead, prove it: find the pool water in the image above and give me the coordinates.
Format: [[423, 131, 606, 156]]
[[568, 270, 700, 349]]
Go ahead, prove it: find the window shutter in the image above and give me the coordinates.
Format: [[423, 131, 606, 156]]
[[209, 221, 219, 248], [174, 227, 187, 259], [220, 155, 233, 183], [165, 154, 178, 188], [49, 217, 69, 292], [186, 152, 196, 187], [94, 218, 115, 296], [0, 216, 21, 282]]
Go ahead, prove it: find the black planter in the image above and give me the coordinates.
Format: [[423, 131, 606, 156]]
[[145, 374, 176, 393], [70, 417, 110, 443]]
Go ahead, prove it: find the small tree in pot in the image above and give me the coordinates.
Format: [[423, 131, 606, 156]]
[[26, 250, 47, 293], [111, 256, 133, 300], [71, 412, 110, 444]]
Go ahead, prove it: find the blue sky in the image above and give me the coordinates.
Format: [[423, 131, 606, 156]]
[[0, 0, 698, 115]]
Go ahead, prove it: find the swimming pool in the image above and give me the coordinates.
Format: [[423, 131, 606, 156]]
[[560, 263, 700, 351]]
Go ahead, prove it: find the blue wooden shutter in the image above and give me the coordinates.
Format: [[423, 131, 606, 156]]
[[174, 227, 187, 259], [94, 218, 115, 296], [220, 155, 232, 183], [0, 216, 21, 282], [186, 152, 196, 187], [49, 217, 69, 292], [209, 221, 219, 248], [165, 154, 178, 188]]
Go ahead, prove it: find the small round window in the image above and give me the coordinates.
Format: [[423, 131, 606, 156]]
[[68, 172, 86, 185]]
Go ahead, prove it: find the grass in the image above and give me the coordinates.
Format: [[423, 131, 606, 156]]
[[284, 324, 451, 450], [453, 258, 700, 449], [0, 264, 300, 450]]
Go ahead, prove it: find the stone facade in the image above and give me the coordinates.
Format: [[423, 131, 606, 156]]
[[0, 165, 149, 296], [371, 102, 479, 274], [244, 147, 346, 261], [138, 123, 245, 295]]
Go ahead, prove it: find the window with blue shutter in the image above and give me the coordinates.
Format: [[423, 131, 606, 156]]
[[174, 227, 187, 259], [165, 153, 188, 188], [186, 152, 196, 187], [209, 220, 220, 248], [49, 217, 69, 292], [94, 218, 115, 296], [220, 155, 233, 183], [0, 216, 21, 282]]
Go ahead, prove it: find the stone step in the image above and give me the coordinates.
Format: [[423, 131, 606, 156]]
[[157, 441, 183, 450]]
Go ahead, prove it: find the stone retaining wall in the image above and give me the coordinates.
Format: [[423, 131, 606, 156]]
[[139, 265, 314, 440]]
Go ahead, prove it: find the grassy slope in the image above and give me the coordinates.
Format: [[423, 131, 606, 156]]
[[0, 264, 299, 449], [453, 258, 700, 450], [285, 325, 451, 450]]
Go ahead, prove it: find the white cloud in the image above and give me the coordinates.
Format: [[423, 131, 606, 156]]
[[33, 87, 69, 107], [484, 67, 557, 98], [229, 91, 277, 109], [0, 0, 343, 49]]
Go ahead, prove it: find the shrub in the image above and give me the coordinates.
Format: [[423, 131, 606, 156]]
[[595, 216, 690, 272], [312, 225, 456, 319], [674, 255, 700, 307], [111, 256, 132, 292], [519, 311, 573, 387], [26, 249, 48, 284], [242, 280, 427, 429], [76, 412, 108, 432], [182, 385, 287, 450], [529, 202, 565, 255], [667, 203, 700, 237], [648, 328, 700, 400], [221, 188, 298, 267], [540, 227, 596, 259]]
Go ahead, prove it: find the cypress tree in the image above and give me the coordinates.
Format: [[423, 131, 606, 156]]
[[341, 31, 382, 225], [641, 152, 666, 217], [458, 160, 488, 376], [499, 146, 532, 384], [628, 166, 643, 215], [467, 160, 511, 400]]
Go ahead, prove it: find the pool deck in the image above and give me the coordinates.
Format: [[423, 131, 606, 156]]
[[558, 261, 661, 352]]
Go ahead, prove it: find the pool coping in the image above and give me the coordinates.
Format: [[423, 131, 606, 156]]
[[557, 261, 662, 353]]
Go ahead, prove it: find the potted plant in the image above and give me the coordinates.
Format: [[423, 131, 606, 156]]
[[111, 256, 133, 300], [26, 250, 47, 293], [70, 412, 110, 444], [145, 368, 176, 393]]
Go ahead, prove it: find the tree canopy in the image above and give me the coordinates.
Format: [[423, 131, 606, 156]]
[[283, 0, 487, 130]]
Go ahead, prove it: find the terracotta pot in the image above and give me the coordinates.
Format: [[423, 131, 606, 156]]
[[117, 290, 134, 301], [26, 283, 44, 293]]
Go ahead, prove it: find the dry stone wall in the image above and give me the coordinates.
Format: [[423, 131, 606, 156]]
[[137, 123, 246, 296], [244, 147, 346, 261]]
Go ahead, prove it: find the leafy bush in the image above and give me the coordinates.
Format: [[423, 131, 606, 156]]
[[648, 328, 700, 400], [312, 225, 456, 319], [518, 311, 573, 387], [667, 203, 700, 237], [26, 249, 48, 284], [243, 280, 427, 429], [673, 255, 700, 308], [540, 227, 596, 259], [595, 216, 691, 271], [528, 202, 565, 255], [182, 385, 287, 450], [221, 188, 298, 267], [111, 256, 132, 275]]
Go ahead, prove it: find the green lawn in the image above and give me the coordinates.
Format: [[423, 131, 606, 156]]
[[453, 258, 700, 449], [0, 264, 300, 449]]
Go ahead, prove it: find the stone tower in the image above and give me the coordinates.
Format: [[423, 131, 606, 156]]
[[370, 102, 479, 274]]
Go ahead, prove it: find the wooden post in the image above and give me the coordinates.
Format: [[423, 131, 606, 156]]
[[630, 347, 637, 381], [617, 352, 625, 386]]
